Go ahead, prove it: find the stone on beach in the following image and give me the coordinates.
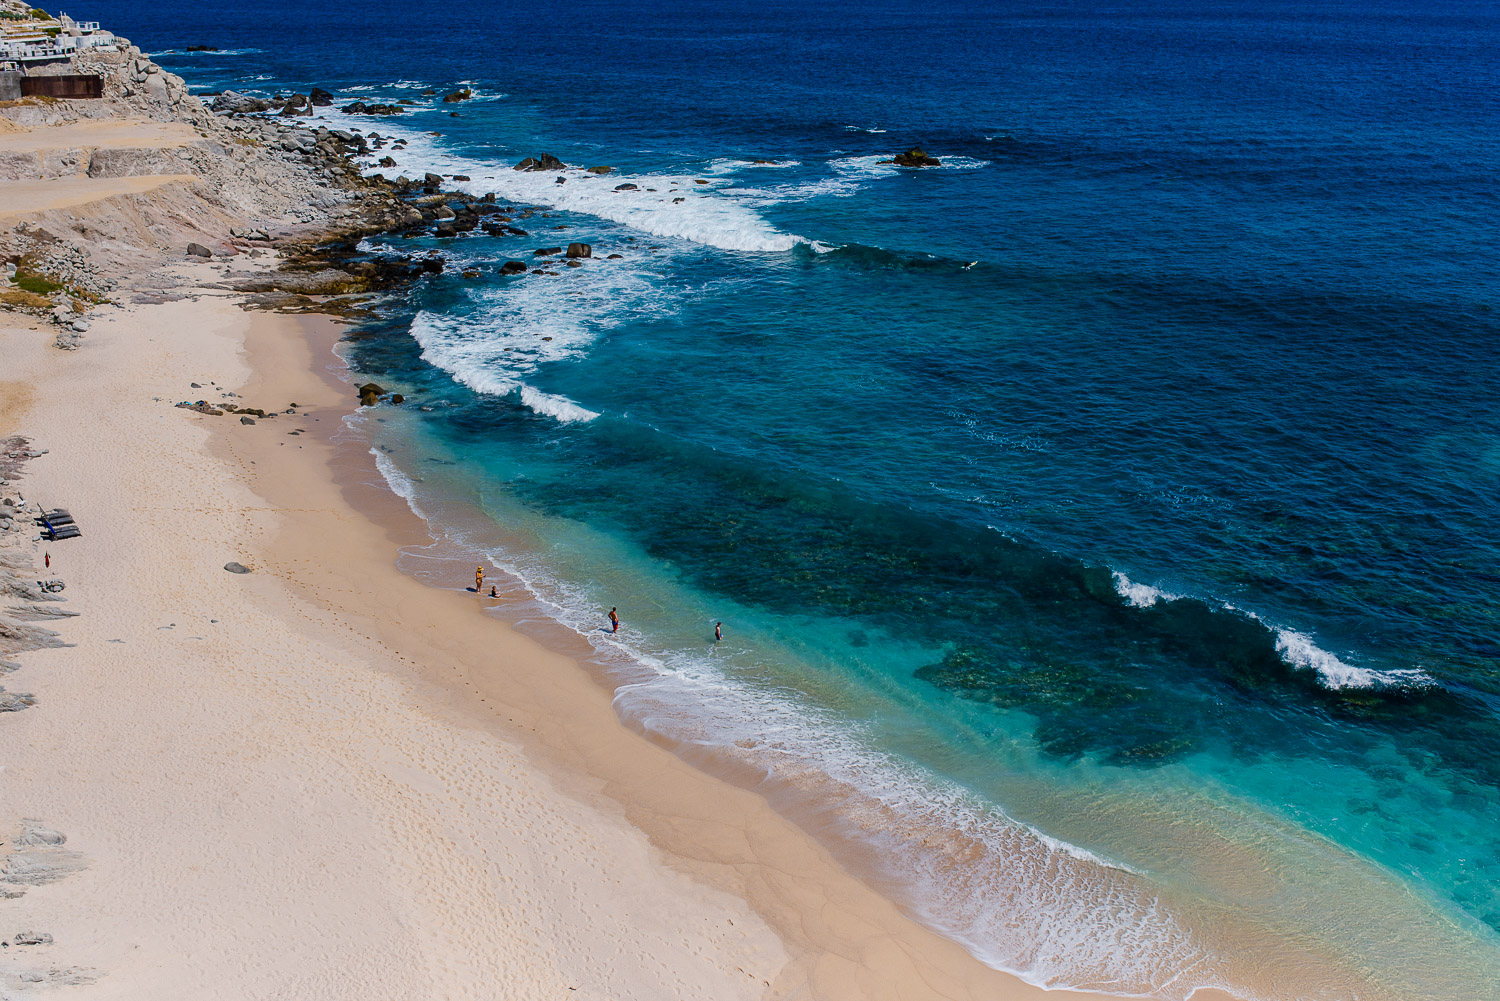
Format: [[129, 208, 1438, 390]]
[[223, 562, 252, 574], [186, 242, 212, 258]]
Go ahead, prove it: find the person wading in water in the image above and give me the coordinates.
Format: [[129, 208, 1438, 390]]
[[475, 565, 484, 593], [608, 607, 620, 633]]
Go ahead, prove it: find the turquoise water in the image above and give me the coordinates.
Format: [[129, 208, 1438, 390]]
[[117, 0, 1500, 996]]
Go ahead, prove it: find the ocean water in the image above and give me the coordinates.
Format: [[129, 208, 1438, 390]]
[[107, 1, 1500, 997]]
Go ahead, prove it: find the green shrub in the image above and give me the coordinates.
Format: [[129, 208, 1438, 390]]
[[13, 270, 63, 295], [29, 8, 53, 19]]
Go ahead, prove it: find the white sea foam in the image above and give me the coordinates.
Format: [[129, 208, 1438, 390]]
[[844, 125, 888, 133], [325, 111, 809, 251], [1273, 628, 1429, 690], [402, 242, 675, 421], [369, 447, 428, 518], [1112, 571, 1182, 608], [518, 385, 599, 423], [1112, 572, 1432, 691]]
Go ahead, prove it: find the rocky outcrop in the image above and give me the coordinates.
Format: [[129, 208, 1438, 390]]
[[513, 153, 565, 172], [212, 90, 272, 114], [442, 89, 472, 103], [566, 243, 591, 258], [892, 147, 941, 167], [309, 87, 334, 107]]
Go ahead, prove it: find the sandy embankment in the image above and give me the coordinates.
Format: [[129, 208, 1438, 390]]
[[0, 271, 1167, 998]]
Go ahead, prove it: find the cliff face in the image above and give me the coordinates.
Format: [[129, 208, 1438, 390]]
[[0, 27, 418, 289]]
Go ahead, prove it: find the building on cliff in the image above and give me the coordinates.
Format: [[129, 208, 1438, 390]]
[[0, 11, 115, 68]]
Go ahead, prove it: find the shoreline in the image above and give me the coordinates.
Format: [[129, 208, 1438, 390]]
[[231, 272, 1158, 1001], [0, 266, 1169, 998]]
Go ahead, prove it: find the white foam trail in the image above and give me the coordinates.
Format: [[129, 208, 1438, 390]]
[[1273, 628, 1428, 690], [400, 241, 675, 421], [335, 111, 808, 252], [369, 447, 427, 518], [1112, 571, 1182, 608], [518, 385, 598, 423], [1112, 572, 1432, 691]]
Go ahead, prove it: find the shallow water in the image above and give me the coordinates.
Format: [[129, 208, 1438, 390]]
[[115, 0, 1500, 996]]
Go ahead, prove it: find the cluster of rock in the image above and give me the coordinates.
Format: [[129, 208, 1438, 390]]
[[888, 147, 942, 167], [340, 101, 404, 116]]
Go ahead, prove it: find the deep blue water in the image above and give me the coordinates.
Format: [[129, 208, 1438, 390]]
[[101, 0, 1500, 996]]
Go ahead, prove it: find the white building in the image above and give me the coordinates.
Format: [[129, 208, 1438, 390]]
[[0, 12, 115, 65]]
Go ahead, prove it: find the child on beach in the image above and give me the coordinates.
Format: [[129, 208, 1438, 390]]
[[489, 585, 498, 598], [608, 607, 619, 633]]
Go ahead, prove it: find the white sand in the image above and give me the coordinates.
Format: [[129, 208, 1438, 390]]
[[0, 286, 786, 1000]]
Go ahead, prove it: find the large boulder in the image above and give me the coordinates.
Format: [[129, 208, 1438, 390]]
[[500, 261, 528, 274], [442, 88, 472, 103], [186, 242, 213, 258], [212, 90, 271, 114], [309, 87, 334, 106], [566, 243, 591, 259], [892, 146, 941, 167]]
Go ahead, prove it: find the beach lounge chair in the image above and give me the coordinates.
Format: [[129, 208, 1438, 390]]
[[35, 508, 81, 541]]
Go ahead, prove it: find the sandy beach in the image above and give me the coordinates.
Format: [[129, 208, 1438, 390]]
[[0, 20, 1266, 998], [0, 235, 1144, 999]]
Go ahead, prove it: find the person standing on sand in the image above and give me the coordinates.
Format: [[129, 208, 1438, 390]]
[[475, 565, 484, 593], [715, 621, 723, 643], [608, 607, 619, 633], [44, 552, 49, 569]]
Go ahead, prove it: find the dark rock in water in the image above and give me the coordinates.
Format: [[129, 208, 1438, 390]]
[[185, 45, 218, 52], [614, 183, 638, 191], [391, 394, 405, 405], [343, 102, 403, 115], [434, 221, 457, 237], [606, 253, 624, 259], [566, 243, 591, 259], [694, 179, 709, 185], [309, 87, 334, 106], [358, 382, 385, 398], [673, 197, 685, 203], [239, 416, 255, 425], [500, 261, 528, 274], [224, 562, 252, 574], [555, 176, 566, 185], [533, 247, 562, 257], [565, 260, 582, 268], [892, 146, 941, 167], [378, 156, 396, 167], [451, 174, 470, 181], [421, 89, 436, 96], [442, 88, 472, 102], [586, 165, 613, 174], [507, 227, 529, 236], [514, 153, 566, 172], [185, 242, 212, 258], [423, 172, 444, 189]]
